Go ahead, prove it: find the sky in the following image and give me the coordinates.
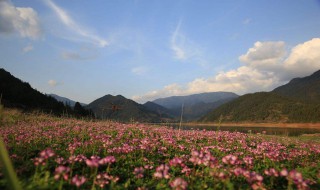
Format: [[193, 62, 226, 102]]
[[1, 0, 320, 104]]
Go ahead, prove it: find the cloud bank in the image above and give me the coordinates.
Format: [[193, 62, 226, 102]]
[[0, 0, 42, 39], [133, 38, 320, 103]]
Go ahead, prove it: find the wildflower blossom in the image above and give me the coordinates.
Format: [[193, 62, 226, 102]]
[[154, 164, 170, 179], [133, 167, 145, 178], [170, 177, 188, 190], [71, 175, 86, 188], [54, 166, 70, 181]]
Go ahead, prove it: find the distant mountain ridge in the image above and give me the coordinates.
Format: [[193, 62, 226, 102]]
[[200, 70, 320, 123], [86, 94, 171, 122], [153, 92, 239, 109], [49, 94, 87, 107], [152, 92, 239, 121]]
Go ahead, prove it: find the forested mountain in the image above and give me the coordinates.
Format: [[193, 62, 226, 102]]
[[152, 92, 239, 121], [0, 68, 91, 117], [86, 95, 171, 122], [143, 101, 175, 119], [273, 70, 320, 103], [200, 70, 320, 123]]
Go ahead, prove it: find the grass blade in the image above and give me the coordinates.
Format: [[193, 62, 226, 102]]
[[0, 136, 22, 190]]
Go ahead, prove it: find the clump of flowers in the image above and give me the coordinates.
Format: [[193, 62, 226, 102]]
[[170, 177, 188, 190], [33, 148, 55, 166], [54, 166, 70, 181], [154, 164, 170, 179], [133, 167, 145, 178], [95, 173, 119, 188], [71, 175, 86, 188]]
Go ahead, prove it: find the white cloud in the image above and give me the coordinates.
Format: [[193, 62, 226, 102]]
[[283, 38, 320, 79], [131, 66, 147, 75], [22, 44, 33, 53], [133, 38, 320, 103], [48, 80, 58, 87], [171, 21, 186, 60], [0, 0, 42, 39], [45, 0, 108, 47], [170, 21, 208, 66]]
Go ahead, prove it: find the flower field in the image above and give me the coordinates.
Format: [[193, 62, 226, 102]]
[[0, 115, 319, 189]]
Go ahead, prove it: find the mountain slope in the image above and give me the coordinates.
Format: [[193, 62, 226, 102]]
[[201, 92, 320, 122], [143, 101, 174, 119], [87, 95, 170, 122], [201, 70, 320, 123], [49, 94, 87, 107], [273, 70, 320, 103], [0, 68, 71, 115]]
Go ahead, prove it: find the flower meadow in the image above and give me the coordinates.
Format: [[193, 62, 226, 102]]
[[0, 116, 320, 190]]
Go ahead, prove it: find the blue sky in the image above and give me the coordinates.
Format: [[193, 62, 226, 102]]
[[1, 0, 320, 104]]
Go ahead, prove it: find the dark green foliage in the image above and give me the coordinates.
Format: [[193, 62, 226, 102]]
[[200, 92, 320, 123], [0, 68, 92, 118]]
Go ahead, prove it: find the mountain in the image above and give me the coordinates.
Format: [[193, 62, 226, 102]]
[[143, 101, 175, 119], [49, 94, 87, 107], [0, 68, 68, 115], [200, 70, 320, 123], [86, 95, 171, 122], [153, 92, 239, 109], [0, 68, 91, 117], [272, 70, 320, 104], [152, 92, 239, 121]]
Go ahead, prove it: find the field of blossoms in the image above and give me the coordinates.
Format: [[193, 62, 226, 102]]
[[0, 114, 320, 190]]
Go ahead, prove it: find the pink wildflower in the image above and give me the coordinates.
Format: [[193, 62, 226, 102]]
[[54, 166, 70, 181], [280, 168, 288, 176], [170, 177, 188, 190], [85, 156, 100, 168], [99, 156, 116, 165], [154, 164, 170, 179], [169, 157, 184, 167], [133, 167, 145, 178], [71, 175, 86, 188], [222, 154, 238, 165], [39, 148, 55, 159]]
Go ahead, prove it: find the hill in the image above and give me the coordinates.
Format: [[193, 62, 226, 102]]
[[49, 94, 87, 107], [143, 101, 175, 119], [86, 95, 171, 122], [200, 70, 320, 123], [152, 92, 239, 121], [272, 70, 320, 104], [0, 68, 91, 117]]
